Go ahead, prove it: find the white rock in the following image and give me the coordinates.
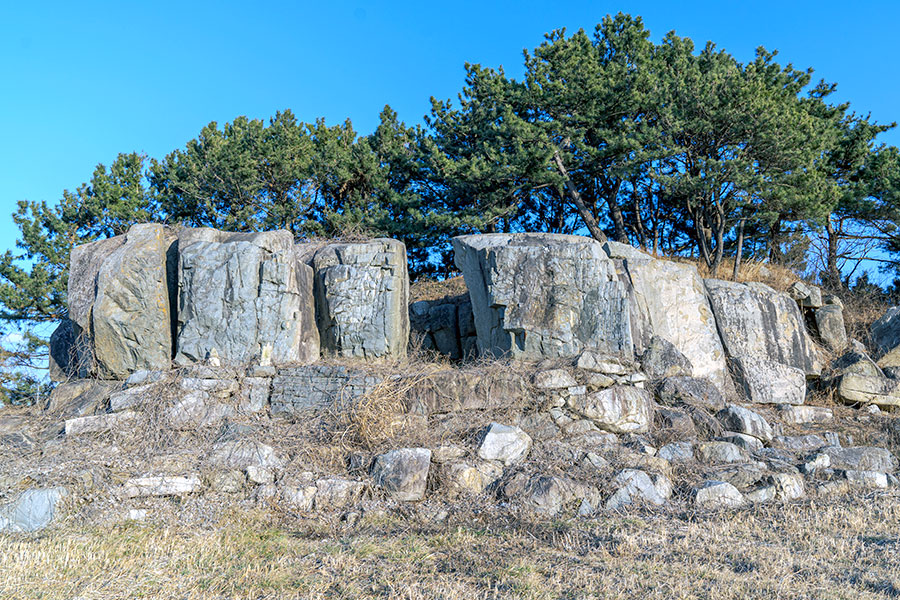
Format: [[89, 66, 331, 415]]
[[694, 481, 745, 508], [778, 405, 833, 425], [717, 404, 773, 442], [65, 411, 138, 436], [533, 369, 577, 389], [121, 476, 202, 498], [477, 423, 532, 466], [845, 470, 888, 489]]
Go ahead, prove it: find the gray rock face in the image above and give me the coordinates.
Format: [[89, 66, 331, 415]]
[[270, 365, 379, 414], [566, 386, 652, 434], [656, 376, 726, 412], [696, 441, 749, 464], [717, 404, 773, 442], [837, 373, 900, 407], [605, 469, 671, 510], [372, 448, 431, 502], [706, 279, 820, 377], [409, 294, 476, 359], [309, 239, 409, 360], [477, 423, 532, 465], [453, 233, 631, 360], [0, 487, 67, 533], [814, 305, 848, 352], [777, 404, 833, 425], [520, 475, 598, 516], [822, 446, 897, 472], [176, 228, 319, 367], [48, 319, 78, 382], [621, 256, 729, 387], [730, 355, 806, 405], [65, 224, 176, 379], [871, 306, 900, 358], [641, 336, 693, 380]]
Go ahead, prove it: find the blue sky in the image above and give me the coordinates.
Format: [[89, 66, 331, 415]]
[[2, 0, 898, 255]]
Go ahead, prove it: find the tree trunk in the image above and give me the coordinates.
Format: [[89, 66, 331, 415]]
[[825, 215, 842, 290], [732, 217, 746, 281], [552, 150, 608, 244]]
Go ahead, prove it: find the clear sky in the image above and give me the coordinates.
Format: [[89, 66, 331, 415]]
[[2, 0, 898, 254]]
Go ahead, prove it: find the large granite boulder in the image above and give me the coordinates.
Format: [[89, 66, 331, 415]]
[[453, 233, 631, 360], [705, 279, 820, 404], [176, 228, 319, 367], [65, 224, 176, 379], [309, 239, 409, 360], [614, 247, 729, 389]]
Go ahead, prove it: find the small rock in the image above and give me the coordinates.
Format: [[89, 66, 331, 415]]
[[246, 465, 275, 485], [656, 376, 725, 412], [769, 472, 805, 500], [445, 461, 502, 495], [710, 463, 767, 490], [823, 446, 897, 472], [210, 441, 285, 470], [717, 405, 773, 442], [655, 408, 697, 439], [844, 470, 888, 489], [121, 476, 202, 498], [800, 453, 831, 474], [575, 351, 630, 375], [641, 336, 693, 380], [777, 405, 833, 425], [431, 444, 467, 463], [694, 481, 745, 508], [696, 441, 749, 464], [567, 386, 652, 434], [658, 441, 694, 463], [65, 411, 139, 436], [770, 435, 827, 453], [533, 369, 577, 389], [281, 485, 317, 510], [604, 469, 670, 510], [371, 448, 431, 502], [209, 470, 246, 493], [586, 373, 615, 390], [0, 487, 68, 533], [167, 391, 234, 429], [582, 452, 610, 469], [745, 486, 777, 503], [477, 423, 532, 466], [719, 432, 764, 452], [314, 478, 365, 510]]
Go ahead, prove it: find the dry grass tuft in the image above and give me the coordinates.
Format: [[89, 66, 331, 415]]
[[409, 276, 468, 303]]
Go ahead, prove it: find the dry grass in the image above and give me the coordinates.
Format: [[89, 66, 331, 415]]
[[409, 276, 468, 303], [2, 493, 900, 599]]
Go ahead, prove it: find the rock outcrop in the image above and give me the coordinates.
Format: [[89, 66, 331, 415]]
[[62, 224, 176, 379], [176, 228, 319, 367], [308, 239, 409, 360], [453, 233, 632, 360]]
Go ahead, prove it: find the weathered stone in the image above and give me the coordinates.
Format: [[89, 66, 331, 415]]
[[314, 478, 366, 510], [705, 279, 820, 377], [166, 391, 233, 429], [64, 411, 139, 436], [310, 239, 409, 359], [409, 294, 476, 360], [656, 376, 725, 412], [822, 446, 897, 472], [658, 441, 694, 463], [521, 475, 598, 516], [799, 453, 831, 474], [281, 485, 317, 510], [833, 348, 884, 379], [871, 306, 900, 359], [777, 405, 833, 425], [837, 373, 900, 407], [730, 355, 806, 405], [604, 469, 670, 510], [477, 423, 532, 465], [621, 257, 729, 387], [453, 233, 632, 360], [533, 369, 577, 389], [745, 486, 777, 503], [405, 369, 530, 415], [0, 488, 67, 533], [108, 384, 157, 412], [788, 281, 823, 308], [640, 336, 693, 380], [48, 319, 78, 382], [209, 441, 285, 470], [770, 435, 827, 453], [694, 480, 744, 508], [209, 470, 246, 494], [719, 432, 764, 452], [121, 476, 202, 497], [431, 445, 467, 464], [180, 378, 238, 398], [696, 441, 749, 464], [709, 463, 767, 490], [124, 369, 167, 388], [844, 470, 889, 488], [270, 365, 378, 414], [575, 351, 633, 375], [769, 472, 805, 500], [246, 465, 275, 485], [655, 408, 697, 439], [444, 462, 503, 496], [717, 404, 773, 442], [372, 448, 431, 502], [45, 380, 117, 418], [239, 377, 270, 413], [176, 227, 319, 367], [814, 305, 848, 352], [567, 386, 652, 434]]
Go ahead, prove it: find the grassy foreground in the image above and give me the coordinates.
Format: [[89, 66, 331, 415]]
[[2, 493, 900, 599]]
